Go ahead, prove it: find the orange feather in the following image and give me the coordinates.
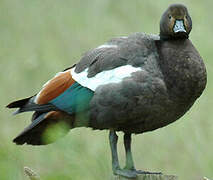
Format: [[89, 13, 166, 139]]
[[36, 71, 75, 105]]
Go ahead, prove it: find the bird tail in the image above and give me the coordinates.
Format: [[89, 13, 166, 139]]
[[6, 96, 58, 115], [7, 96, 32, 108], [7, 97, 73, 145], [13, 111, 73, 145]]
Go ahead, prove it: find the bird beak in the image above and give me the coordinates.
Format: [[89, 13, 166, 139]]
[[173, 20, 186, 33]]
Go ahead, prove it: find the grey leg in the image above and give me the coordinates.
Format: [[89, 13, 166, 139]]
[[123, 133, 162, 175], [124, 133, 135, 170], [109, 130, 120, 171], [109, 130, 137, 178]]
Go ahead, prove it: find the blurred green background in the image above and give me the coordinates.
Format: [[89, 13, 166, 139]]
[[1, 0, 212, 179]]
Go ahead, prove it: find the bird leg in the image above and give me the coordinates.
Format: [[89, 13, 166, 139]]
[[123, 133, 162, 175], [109, 130, 120, 171], [123, 133, 135, 170], [109, 130, 137, 178]]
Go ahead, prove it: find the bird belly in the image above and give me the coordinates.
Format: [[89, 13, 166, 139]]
[[88, 71, 171, 132], [88, 70, 200, 133]]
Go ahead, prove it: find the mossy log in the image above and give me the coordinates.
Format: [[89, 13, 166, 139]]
[[112, 174, 178, 180]]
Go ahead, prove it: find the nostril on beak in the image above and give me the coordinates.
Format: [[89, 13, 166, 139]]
[[173, 20, 186, 33]]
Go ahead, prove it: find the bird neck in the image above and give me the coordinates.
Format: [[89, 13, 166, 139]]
[[159, 32, 189, 41], [155, 39, 206, 105]]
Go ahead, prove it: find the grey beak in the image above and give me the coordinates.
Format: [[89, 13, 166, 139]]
[[173, 20, 186, 33]]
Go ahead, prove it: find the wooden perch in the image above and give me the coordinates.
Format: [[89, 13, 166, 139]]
[[23, 167, 211, 180], [112, 174, 178, 180], [112, 174, 212, 180], [24, 167, 40, 180]]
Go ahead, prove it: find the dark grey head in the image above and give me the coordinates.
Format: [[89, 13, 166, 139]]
[[160, 4, 192, 40]]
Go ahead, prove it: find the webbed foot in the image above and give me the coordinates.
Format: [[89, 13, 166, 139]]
[[113, 168, 137, 178], [133, 169, 162, 175]]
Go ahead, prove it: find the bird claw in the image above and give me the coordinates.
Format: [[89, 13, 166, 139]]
[[133, 169, 162, 175], [114, 168, 162, 178], [113, 168, 137, 178]]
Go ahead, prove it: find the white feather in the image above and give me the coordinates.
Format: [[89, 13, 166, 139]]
[[96, 44, 117, 49], [120, 36, 128, 39], [71, 65, 141, 91]]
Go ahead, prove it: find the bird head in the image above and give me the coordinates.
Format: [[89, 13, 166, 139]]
[[160, 4, 192, 40]]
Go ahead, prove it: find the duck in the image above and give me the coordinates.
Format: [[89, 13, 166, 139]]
[[7, 3, 207, 178]]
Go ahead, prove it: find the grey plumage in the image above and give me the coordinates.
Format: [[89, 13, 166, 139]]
[[74, 32, 206, 134], [75, 33, 160, 78], [7, 4, 207, 178]]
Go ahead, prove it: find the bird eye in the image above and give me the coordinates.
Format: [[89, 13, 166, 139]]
[[168, 15, 172, 19], [185, 15, 188, 19]]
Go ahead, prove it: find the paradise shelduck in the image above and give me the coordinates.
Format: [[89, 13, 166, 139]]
[[7, 4, 207, 178]]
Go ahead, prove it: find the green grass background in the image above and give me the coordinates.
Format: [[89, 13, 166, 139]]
[[1, 0, 213, 179]]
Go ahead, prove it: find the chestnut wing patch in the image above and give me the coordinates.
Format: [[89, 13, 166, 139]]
[[35, 71, 75, 105]]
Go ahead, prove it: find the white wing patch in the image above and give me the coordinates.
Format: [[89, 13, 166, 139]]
[[71, 65, 141, 91], [96, 44, 117, 49]]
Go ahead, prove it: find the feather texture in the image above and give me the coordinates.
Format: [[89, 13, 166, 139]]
[[71, 65, 141, 91], [35, 70, 75, 104], [13, 111, 73, 145], [7, 96, 58, 115], [50, 82, 94, 114]]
